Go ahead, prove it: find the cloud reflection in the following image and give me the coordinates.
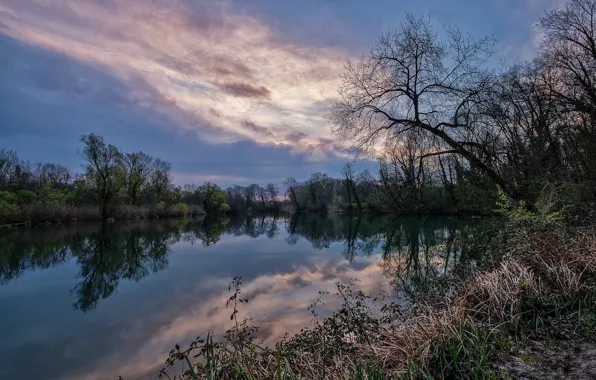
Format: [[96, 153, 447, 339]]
[[65, 254, 387, 380]]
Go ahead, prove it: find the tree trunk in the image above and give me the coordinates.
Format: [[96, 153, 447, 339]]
[[418, 121, 521, 201], [102, 202, 107, 221], [351, 180, 362, 211], [344, 180, 352, 211], [289, 187, 300, 210]]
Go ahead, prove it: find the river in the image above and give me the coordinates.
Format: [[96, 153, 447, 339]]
[[0, 214, 495, 379]]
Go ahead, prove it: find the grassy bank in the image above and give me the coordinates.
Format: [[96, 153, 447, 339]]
[[150, 205, 596, 379]]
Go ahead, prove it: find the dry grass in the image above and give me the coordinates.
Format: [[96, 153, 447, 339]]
[[358, 228, 596, 378], [455, 260, 539, 323]]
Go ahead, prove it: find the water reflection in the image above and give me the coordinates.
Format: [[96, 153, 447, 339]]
[[72, 224, 171, 311], [0, 215, 497, 380], [0, 215, 497, 313]]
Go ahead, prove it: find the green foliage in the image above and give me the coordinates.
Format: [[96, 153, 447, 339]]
[[15, 190, 36, 205], [332, 194, 344, 205], [495, 186, 564, 231], [219, 203, 230, 213], [176, 202, 189, 216], [350, 362, 386, 380], [198, 182, 228, 214], [401, 321, 511, 380], [48, 192, 66, 206], [0, 191, 16, 221]]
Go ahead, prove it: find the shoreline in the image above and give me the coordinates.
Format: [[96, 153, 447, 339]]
[[0, 207, 490, 230]]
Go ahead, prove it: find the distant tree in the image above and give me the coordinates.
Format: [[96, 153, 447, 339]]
[[245, 184, 260, 207], [0, 149, 18, 187], [341, 163, 361, 211], [284, 177, 301, 210], [355, 169, 378, 208], [9, 159, 33, 189], [198, 182, 228, 214], [149, 158, 172, 203], [257, 185, 268, 206], [122, 152, 154, 205], [33, 163, 72, 189], [79, 133, 124, 220], [307, 172, 332, 209], [225, 185, 246, 211], [265, 183, 279, 204]]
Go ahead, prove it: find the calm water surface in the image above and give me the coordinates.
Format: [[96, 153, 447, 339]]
[[0, 215, 494, 380]]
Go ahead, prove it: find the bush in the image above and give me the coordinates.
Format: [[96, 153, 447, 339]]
[[495, 186, 564, 232], [0, 191, 17, 221], [16, 190, 36, 205], [176, 202, 189, 216]]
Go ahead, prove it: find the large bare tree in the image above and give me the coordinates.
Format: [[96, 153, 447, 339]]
[[540, 0, 596, 117], [330, 14, 518, 198]]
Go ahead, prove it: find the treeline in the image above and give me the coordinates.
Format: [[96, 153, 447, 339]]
[[0, 135, 284, 224], [0, 132, 482, 227], [0, 130, 495, 225]]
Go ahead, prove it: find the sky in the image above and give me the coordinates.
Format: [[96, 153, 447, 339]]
[[0, 0, 566, 187]]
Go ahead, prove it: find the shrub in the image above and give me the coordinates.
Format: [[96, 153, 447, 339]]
[[495, 186, 564, 232], [16, 190, 36, 205], [0, 191, 17, 221], [176, 202, 189, 216]]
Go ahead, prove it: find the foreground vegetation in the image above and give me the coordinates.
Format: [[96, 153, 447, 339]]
[[150, 192, 595, 379]]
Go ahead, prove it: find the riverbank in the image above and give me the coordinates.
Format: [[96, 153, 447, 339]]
[[1, 202, 491, 230], [0, 203, 208, 229], [153, 212, 596, 379]]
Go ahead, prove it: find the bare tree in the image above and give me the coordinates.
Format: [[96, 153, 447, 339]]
[[33, 163, 73, 189], [245, 184, 260, 207], [284, 177, 301, 210], [122, 152, 154, 205], [150, 158, 172, 203], [257, 185, 267, 207], [330, 15, 518, 198], [0, 149, 18, 186], [341, 163, 361, 211], [540, 0, 596, 117], [538, 0, 596, 196], [80, 134, 124, 220], [265, 183, 279, 204]]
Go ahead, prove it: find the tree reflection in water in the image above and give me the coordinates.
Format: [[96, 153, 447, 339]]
[[0, 215, 499, 312]]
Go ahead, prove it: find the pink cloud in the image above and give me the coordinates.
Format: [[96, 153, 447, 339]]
[[0, 0, 355, 158], [219, 81, 271, 99]]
